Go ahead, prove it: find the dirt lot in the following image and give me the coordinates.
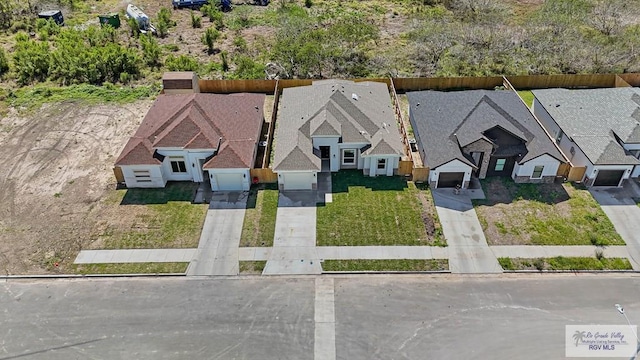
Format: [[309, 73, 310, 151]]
[[0, 101, 153, 275]]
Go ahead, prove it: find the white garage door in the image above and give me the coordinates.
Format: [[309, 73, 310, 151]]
[[215, 173, 244, 191], [283, 173, 313, 190]]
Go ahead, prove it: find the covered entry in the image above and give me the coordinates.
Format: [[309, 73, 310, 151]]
[[593, 170, 625, 187], [438, 172, 465, 188]]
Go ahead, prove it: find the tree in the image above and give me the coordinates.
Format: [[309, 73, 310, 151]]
[[140, 34, 161, 67], [13, 33, 51, 84], [202, 27, 220, 54]]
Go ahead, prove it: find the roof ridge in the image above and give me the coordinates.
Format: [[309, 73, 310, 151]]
[[191, 98, 223, 143]]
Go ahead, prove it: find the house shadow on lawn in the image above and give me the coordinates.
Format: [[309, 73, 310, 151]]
[[330, 170, 408, 193], [120, 182, 199, 205], [473, 177, 570, 206]]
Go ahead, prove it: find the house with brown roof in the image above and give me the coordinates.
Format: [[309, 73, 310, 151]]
[[272, 80, 404, 190], [115, 92, 265, 191]]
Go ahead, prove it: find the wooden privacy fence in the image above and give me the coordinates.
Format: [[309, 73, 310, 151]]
[[393, 76, 504, 92], [567, 166, 587, 182], [556, 163, 570, 178], [250, 168, 278, 183], [412, 167, 430, 182], [390, 78, 413, 162], [398, 160, 413, 176], [113, 166, 124, 183]]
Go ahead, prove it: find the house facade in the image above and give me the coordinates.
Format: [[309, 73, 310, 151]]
[[533, 88, 640, 187], [115, 92, 265, 191], [408, 90, 565, 188], [272, 80, 404, 191]]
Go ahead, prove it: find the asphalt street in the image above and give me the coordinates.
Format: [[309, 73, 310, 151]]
[[2, 275, 640, 360]]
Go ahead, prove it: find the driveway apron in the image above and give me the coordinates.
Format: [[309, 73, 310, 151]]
[[263, 191, 322, 275], [589, 186, 640, 271], [432, 190, 502, 274], [187, 191, 247, 276]]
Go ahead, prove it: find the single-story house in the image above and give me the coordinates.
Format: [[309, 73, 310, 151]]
[[533, 88, 640, 187], [115, 92, 265, 191], [407, 90, 566, 189], [272, 80, 404, 191]]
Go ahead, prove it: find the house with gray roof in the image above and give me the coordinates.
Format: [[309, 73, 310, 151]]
[[533, 88, 640, 187], [408, 90, 565, 189], [272, 80, 404, 190]]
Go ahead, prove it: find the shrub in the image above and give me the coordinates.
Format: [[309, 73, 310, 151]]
[[140, 34, 162, 67], [0, 48, 9, 76], [191, 11, 202, 28], [202, 27, 220, 54], [165, 54, 199, 71]]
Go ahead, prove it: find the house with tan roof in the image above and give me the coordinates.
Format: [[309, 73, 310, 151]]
[[272, 80, 404, 190], [115, 92, 265, 191]]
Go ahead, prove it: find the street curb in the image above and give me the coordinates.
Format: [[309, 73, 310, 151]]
[[501, 270, 638, 274], [0, 273, 187, 280]]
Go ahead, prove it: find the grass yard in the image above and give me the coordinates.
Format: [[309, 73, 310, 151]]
[[498, 257, 632, 271], [316, 170, 440, 246], [322, 259, 448, 272], [474, 178, 624, 246], [239, 261, 267, 274], [240, 184, 279, 247], [517, 90, 534, 108], [73, 262, 189, 274], [94, 182, 208, 249]]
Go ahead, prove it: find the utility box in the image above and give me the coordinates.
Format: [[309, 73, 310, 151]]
[[162, 72, 200, 95], [98, 13, 121, 28], [38, 10, 64, 26]]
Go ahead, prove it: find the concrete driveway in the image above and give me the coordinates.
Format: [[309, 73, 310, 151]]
[[263, 191, 322, 275], [589, 185, 640, 271], [432, 190, 502, 274], [187, 191, 248, 276]]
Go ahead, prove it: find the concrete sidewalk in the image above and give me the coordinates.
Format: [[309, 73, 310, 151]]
[[490, 245, 630, 259], [74, 249, 197, 264], [239, 246, 448, 261], [187, 192, 247, 276], [590, 186, 640, 271], [432, 190, 503, 274]]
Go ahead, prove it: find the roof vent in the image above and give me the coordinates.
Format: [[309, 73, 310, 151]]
[[352, 93, 359, 100]]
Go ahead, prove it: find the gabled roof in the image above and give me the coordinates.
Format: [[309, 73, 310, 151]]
[[533, 88, 640, 166], [407, 90, 564, 169], [115, 93, 265, 169], [273, 80, 403, 171]]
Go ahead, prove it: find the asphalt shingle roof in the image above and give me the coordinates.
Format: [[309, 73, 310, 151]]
[[273, 80, 403, 171], [533, 88, 640, 165], [115, 93, 265, 169], [407, 90, 564, 169]]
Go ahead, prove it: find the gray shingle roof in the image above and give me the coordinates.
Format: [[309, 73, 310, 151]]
[[533, 88, 640, 165], [273, 80, 403, 171], [407, 90, 564, 169]]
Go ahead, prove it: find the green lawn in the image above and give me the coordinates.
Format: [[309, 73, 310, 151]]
[[96, 182, 208, 249], [474, 178, 624, 246], [316, 171, 432, 246], [499, 257, 632, 271], [517, 90, 534, 108], [239, 261, 267, 274], [240, 184, 279, 247], [73, 262, 189, 274], [322, 259, 448, 272]]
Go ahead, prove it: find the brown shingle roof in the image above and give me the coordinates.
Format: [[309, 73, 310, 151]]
[[115, 93, 265, 168]]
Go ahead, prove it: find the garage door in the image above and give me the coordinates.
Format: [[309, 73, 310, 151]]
[[215, 173, 244, 191], [593, 170, 625, 187], [283, 173, 313, 190], [438, 172, 465, 188]]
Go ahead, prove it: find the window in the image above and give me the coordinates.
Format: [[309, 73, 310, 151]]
[[133, 170, 152, 183], [532, 165, 544, 179], [494, 159, 506, 171], [377, 158, 386, 170], [170, 157, 187, 173], [342, 149, 356, 165]]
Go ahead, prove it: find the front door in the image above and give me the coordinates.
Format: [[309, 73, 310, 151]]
[[320, 146, 330, 159]]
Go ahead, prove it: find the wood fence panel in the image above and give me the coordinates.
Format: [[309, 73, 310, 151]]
[[506, 74, 616, 89], [398, 161, 413, 175], [262, 80, 280, 168], [412, 167, 430, 182], [556, 163, 570, 178], [618, 73, 640, 86], [113, 166, 124, 183], [567, 166, 587, 182], [615, 75, 632, 87], [198, 79, 277, 93], [393, 76, 503, 92], [250, 168, 278, 183]]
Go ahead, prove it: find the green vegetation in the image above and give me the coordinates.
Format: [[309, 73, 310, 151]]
[[517, 91, 534, 108], [322, 259, 448, 272], [240, 184, 279, 247], [74, 262, 189, 274], [98, 183, 207, 249], [239, 261, 267, 274], [475, 178, 624, 246], [317, 171, 435, 246], [499, 257, 632, 271]]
